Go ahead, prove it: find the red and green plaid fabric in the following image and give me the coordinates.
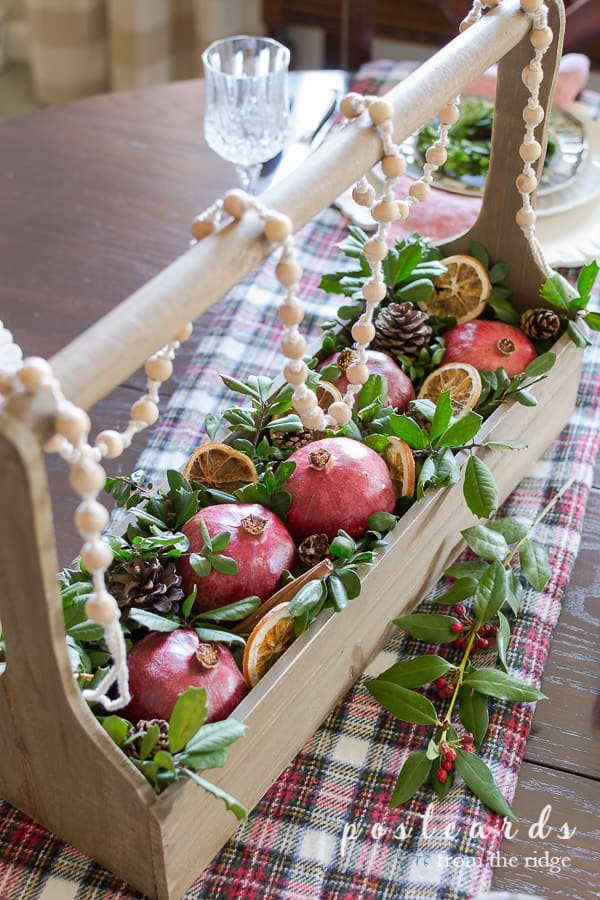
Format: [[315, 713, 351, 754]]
[[1, 64, 599, 900]]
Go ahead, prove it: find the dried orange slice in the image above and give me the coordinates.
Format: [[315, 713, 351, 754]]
[[315, 380, 343, 412], [418, 362, 482, 418], [384, 436, 416, 498], [183, 441, 258, 491], [242, 601, 296, 687], [419, 254, 491, 323]]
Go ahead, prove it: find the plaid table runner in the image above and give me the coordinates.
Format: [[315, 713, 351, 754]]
[[1, 65, 599, 900]]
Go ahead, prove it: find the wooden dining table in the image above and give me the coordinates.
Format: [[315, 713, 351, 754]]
[[0, 69, 598, 899]]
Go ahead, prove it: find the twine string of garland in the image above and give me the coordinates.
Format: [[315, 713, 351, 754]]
[[0, 0, 554, 711]]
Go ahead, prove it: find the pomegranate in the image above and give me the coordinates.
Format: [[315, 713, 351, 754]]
[[443, 321, 537, 377], [124, 630, 247, 724], [179, 503, 296, 612], [285, 437, 396, 542], [319, 348, 415, 413]]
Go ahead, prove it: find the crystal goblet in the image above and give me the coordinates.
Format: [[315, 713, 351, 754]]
[[202, 36, 290, 194]]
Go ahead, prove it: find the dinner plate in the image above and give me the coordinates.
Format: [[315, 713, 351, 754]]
[[402, 95, 588, 205]]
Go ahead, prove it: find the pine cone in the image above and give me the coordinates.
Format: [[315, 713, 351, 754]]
[[124, 719, 170, 760], [270, 429, 320, 451], [108, 557, 184, 615], [372, 302, 432, 360], [297, 533, 333, 570], [520, 307, 561, 341]]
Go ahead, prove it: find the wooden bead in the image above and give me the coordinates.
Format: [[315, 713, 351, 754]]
[[371, 200, 398, 222], [520, 0, 543, 12], [190, 217, 215, 241], [459, 20, 471, 33], [352, 185, 376, 207], [293, 391, 318, 414], [264, 214, 292, 243], [522, 65, 543, 88], [302, 406, 325, 431], [363, 238, 388, 261], [425, 145, 447, 167], [70, 461, 106, 496], [530, 26, 553, 49], [351, 322, 376, 344], [346, 363, 370, 385], [145, 355, 173, 382], [16, 357, 52, 391], [523, 104, 544, 125], [396, 201, 410, 220], [131, 397, 159, 425], [516, 172, 537, 193], [278, 303, 304, 327], [438, 104, 460, 125], [222, 189, 250, 219], [54, 403, 91, 443], [284, 360, 309, 386], [96, 429, 125, 459], [362, 280, 387, 303], [328, 400, 353, 426], [86, 592, 120, 625], [368, 99, 393, 126], [519, 140, 542, 162], [75, 500, 109, 538], [43, 433, 66, 454], [516, 209, 537, 228], [381, 154, 406, 178], [409, 180, 430, 201], [81, 539, 114, 571], [339, 92, 365, 119], [281, 334, 307, 359], [174, 323, 193, 342], [275, 260, 302, 286]]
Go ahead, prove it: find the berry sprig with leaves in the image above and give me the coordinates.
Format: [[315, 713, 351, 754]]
[[365, 481, 569, 817]]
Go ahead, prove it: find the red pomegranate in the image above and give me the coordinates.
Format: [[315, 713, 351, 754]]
[[179, 503, 296, 612], [319, 348, 415, 413], [124, 630, 247, 724], [443, 321, 537, 377], [285, 437, 396, 542]]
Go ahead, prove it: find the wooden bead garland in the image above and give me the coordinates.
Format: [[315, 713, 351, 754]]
[[516, 0, 554, 278], [0, 324, 194, 711]]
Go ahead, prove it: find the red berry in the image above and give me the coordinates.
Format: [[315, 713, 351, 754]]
[[450, 622, 463, 634], [436, 768, 448, 783], [462, 733, 474, 747], [478, 637, 490, 650], [442, 758, 454, 771], [439, 741, 451, 755], [434, 677, 447, 690], [443, 684, 454, 698], [445, 747, 457, 762], [454, 603, 466, 617], [489, 625, 499, 637], [454, 637, 466, 650]]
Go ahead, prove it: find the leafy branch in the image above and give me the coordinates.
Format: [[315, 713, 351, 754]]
[[540, 262, 600, 348], [100, 686, 246, 817]]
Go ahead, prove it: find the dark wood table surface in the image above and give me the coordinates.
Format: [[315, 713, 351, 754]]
[[0, 72, 598, 899]]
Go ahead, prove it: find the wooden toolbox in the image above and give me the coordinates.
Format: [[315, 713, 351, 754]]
[[0, 2, 580, 898]]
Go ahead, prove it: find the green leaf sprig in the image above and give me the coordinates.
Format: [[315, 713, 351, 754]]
[[474, 352, 556, 419], [100, 686, 246, 818], [540, 262, 600, 348]]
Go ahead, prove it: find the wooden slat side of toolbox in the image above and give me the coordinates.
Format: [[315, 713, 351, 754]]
[[148, 334, 582, 900]]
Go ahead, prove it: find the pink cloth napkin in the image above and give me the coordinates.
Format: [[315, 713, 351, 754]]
[[466, 52, 590, 108], [390, 176, 481, 243]]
